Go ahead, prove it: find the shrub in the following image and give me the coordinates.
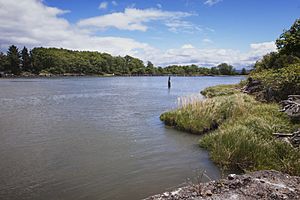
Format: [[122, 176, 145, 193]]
[[250, 64, 300, 101]]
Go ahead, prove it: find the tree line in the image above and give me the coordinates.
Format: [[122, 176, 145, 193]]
[[0, 46, 246, 76]]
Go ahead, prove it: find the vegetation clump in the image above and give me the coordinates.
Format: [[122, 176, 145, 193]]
[[161, 94, 254, 134], [248, 18, 300, 102], [200, 84, 240, 98], [250, 64, 300, 101], [160, 92, 300, 175]]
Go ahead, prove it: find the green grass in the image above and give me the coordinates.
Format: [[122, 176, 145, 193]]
[[200, 84, 240, 98], [160, 94, 256, 134], [160, 93, 300, 175]]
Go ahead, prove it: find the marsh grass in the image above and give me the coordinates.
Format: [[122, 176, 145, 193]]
[[161, 94, 255, 134], [200, 84, 241, 98], [160, 93, 300, 175]]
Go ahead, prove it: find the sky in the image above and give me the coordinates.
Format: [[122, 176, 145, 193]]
[[0, 0, 299, 68]]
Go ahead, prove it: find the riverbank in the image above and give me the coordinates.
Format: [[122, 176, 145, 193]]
[[160, 84, 300, 175], [145, 170, 300, 200]]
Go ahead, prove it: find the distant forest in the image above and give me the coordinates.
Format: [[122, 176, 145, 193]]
[[0, 45, 247, 76]]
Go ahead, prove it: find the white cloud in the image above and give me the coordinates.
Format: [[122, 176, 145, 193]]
[[250, 41, 277, 55], [141, 42, 277, 68], [182, 44, 195, 49], [99, 2, 108, 10], [165, 19, 202, 33], [202, 38, 213, 43], [0, 0, 149, 56], [204, 0, 223, 6], [0, 0, 277, 69], [112, 1, 118, 6], [78, 8, 195, 32]]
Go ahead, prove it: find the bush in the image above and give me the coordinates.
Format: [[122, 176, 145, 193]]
[[254, 52, 300, 72], [250, 64, 300, 101]]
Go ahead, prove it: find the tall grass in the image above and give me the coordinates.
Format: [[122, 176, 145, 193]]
[[161, 94, 257, 134], [200, 84, 240, 98], [160, 93, 300, 175]]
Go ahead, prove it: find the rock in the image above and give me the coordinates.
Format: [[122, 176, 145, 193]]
[[162, 192, 169, 197], [228, 174, 236, 180], [144, 170, 300, 200], [205, 190, 212, 196]]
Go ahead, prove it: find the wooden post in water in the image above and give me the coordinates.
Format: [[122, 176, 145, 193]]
[[168, 76, 171, 89]]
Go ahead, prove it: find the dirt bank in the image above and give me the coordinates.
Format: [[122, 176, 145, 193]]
[[144, 170, 300, 200]]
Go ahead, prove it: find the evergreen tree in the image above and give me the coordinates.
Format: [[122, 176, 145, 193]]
[[241, 68, 247, 75], [7, 45, 21, 75], [0, 52, 8, 72], [21, 46, 31, 72]]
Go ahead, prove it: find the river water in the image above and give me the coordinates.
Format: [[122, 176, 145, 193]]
[[0, 76, 244, 200]]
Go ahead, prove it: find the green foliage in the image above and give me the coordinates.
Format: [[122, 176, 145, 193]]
[[251, 64, 300, 101], [254, 52, 300, 72], [241, 68, 247, 75], [21, 46, 31, 72], [1, 45, 243, 76], [0, 52, 8, 71], [253, 18, 300, 73], [276, 18, 300, 57], [210, 67, 220, 75], [7, 45, 21, 75], [162, 64, 238, 76], [146, 61, 155, 75], [200, 84, 240, 98], [217, 63, 236, 75]]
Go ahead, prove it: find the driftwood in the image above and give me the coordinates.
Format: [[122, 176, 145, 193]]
[[280, 95, 300, 119], [273, 129, 300, 148], [242, 78, 262, 94]]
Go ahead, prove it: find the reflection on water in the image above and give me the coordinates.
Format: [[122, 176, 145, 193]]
[[0, 76, 244, 200]]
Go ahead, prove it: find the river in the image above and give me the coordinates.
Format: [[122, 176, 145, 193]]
[[0, 76, 244, 200]]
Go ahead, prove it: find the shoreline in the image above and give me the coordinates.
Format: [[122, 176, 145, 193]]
[[0, 73, 246, 79], [158, 81, 299, 199], [144, 170, 300, 199]]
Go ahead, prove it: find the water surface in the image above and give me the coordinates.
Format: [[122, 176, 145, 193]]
[[0, 76, 244, 200]]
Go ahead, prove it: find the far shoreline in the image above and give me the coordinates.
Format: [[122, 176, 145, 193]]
[[0, 73, 246, 79]]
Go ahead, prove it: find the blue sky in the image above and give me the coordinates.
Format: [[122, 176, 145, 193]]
[[0, 0, 299, 67]]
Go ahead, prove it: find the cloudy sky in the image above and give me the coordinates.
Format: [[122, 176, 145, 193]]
[[0, 0, 299, 68]]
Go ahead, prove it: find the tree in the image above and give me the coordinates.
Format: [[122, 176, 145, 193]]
[[7, 45, 21, 75], [0, 52, 8, 72], [241, 68, 247, 75], [21, 46, 31, 72], [146, 61, 155, 75], [276, 18, 300, 57], [210, 67, 219, 75], [217, 63, 235, 75]]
